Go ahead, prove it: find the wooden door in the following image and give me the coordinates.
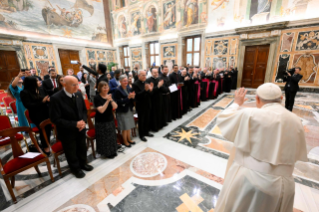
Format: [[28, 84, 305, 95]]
[[0, 51, 20, 89], [242, 45, 269, 88], [58, 50, 80, 76]]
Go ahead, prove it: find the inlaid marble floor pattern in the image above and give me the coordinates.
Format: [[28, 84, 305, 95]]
[[1, 90, 319, 212]]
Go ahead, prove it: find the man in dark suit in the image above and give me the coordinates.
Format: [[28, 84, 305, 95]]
[[110, 66, 116, 78], [42, 68, 58, 96], [109, 70, 121, 94], [132, 70, 154, 142], [80, 62, 108, 87], [284, 67, 303, 111], [31, 68, 42, 81], [50, 76, 93, 178]]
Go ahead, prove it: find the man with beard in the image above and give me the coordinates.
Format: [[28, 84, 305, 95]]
[[132, 70, 154, 142], [169, 65, 183, 120], [160, 66, 172, 126], [42, 68, 58, 96], [146, 68, 164, 132], [181, 69, 191, 114]]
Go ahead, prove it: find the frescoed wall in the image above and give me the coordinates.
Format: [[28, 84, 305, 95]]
[[0, 0, 108, 43], [207, 0, 319, 32], [161, 43, 178, 71], [85, 48, 117, 71], [273, 27, 319, 87], [205, 36, 239, 70], [23, 42, 59, 77], [111, 0, 208, 40], [130, 47, 143, 69]]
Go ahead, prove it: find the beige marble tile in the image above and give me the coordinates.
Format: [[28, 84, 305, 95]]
[[187, 109, 221, 129]]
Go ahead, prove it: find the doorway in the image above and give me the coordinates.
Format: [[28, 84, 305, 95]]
[[0, 51, 20, 89], [58, 50, 80, 76], [242, 45, 270, 88]]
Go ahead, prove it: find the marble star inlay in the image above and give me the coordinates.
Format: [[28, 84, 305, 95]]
[[172, 129, 199, 144]]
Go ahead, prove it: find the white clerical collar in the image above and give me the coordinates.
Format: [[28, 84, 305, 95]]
[[63, 88, 73, 98]]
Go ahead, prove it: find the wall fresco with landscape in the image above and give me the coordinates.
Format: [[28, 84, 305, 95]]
[[0, 0, 108, 42]]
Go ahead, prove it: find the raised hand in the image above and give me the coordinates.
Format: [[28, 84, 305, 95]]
[[234, 87, 248, 106], [158, 80, 164, 88], [42, 95, 50, 103]]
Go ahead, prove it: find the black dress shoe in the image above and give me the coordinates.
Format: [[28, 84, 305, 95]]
[[140, 137, 147, 142], [146, 133, 154, 137], [80, 164, 94, 171], [129, 141, 136, 145], [124, 144, 131, 148], [72, 169, 86, 178]]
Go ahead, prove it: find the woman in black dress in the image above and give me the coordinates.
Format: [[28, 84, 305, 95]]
[[94, 81, 118, 158], [20, 76, 51, 155], [81, 73, 90, 99]]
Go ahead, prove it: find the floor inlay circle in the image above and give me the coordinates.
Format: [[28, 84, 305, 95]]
[[130, 152, 168, 178]]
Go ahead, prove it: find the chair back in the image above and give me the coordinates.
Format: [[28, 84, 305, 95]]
[[24, 110, 33, 127], [84, 99, 91, 110], [0, 93, 7, 104], [39, 119, 57, 150], [0, 127, 43, 175], [3, 96, 14, 109], [9, 101, 17, 115], [87, 109, 96, 130], [0, 115, 12, 131]]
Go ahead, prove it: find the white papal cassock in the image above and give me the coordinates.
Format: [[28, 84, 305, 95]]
[[215, 102, 308, 212]]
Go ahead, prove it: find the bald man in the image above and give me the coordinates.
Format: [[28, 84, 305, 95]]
[[215, 84, 307, 211], [50, 76, 93, 178]]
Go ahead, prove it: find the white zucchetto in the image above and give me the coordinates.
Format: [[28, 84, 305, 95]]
[[256, 83, 282, 100]]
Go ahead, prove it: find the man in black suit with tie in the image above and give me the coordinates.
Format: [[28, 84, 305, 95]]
[[132, 70, 154, 142], [42, 68, 58, 96], [50, 76, 93, 178], [284, 67, 303, 111]]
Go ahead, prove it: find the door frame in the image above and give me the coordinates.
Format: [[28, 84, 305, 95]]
[[237, 36, 280, 88]]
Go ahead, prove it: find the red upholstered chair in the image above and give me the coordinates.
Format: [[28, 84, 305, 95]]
[[9, 101, 19, 127], [0, 89, 5, 94], [3, 96, 14, 116], [0, 93, 8, 115], [24, 110, 40, 137], [0, 115, 28, 151], [0, 126, 54, 203], [39, 119, 64, 176], [86, 109, 96, 159]]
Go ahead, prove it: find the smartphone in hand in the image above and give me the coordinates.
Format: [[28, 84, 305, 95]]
[[71, 60, 78, 64]]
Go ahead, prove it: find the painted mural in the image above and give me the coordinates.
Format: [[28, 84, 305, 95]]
[[161, 43, 178, 71], [183, 0, 199, 27], [23, 42, 59, 77], [0, 0, 107, 42], [145, 5, 158, 33], [163, 0, 176, 30], [85, 48, 117, 71], [273, 27, 319, 87], [207, 0, 319, 32], [131, 11, 142, 35], [130, 47, 143, 69]]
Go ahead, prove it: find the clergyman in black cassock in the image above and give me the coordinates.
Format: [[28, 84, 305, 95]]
[[169, 65, 183, 120], [187, 67, 199, 108], [132, 70, 154, 142], [160, 66, 172, 126], [209, 70, 221, 99], [181, 69, 191, 114], [223, 68, 232, 92], [200, 68, 211, 101], [146, 68, 165, 132], [50, 76, 93, 178], [230, 66, 238, 90]]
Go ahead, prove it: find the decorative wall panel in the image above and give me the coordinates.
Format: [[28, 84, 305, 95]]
[[205, 36, 239, 70], [273, 27, 319, 87], [85, 48, 117, 71], [130, 47, 143, 69], [23, 42, 59, 77], [161, 43, 178, 71]]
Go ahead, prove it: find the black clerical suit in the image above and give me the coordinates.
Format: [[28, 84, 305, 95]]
[[181, 74, 191, 114], [223, 71, 232, 93], [160, 74, 171, 126], [42, 78, 58, 96], [132, 79, 152, 139], [49, 90, 88, 171], [169, 72, 183, 120], [230, 68, 238, 89], [284, 72, 303, 111], [146, 77, 165, 131]]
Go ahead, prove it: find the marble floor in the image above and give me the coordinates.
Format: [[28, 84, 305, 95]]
[[1, 90, 319, 212]]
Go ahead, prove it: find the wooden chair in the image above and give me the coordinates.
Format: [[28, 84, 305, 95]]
[[3, 96, 14, 116], [0, 127, 54, 203], [39, 119, 64, 176], [0, 115, 28, 151], [9, 101, 19, 127], [24, 110, 40, 139], [0, 93, 8, 115], [86, 109, 96, 159]]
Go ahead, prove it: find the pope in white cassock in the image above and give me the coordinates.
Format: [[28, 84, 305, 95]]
[[215, 83, 308, 212]]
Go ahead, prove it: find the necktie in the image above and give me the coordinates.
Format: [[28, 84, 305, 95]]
[[53, 80, 56, 88]]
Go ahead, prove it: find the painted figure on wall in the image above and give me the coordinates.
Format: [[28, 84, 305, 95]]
[[184, 0, 198, 27], [118, 16, 127, 38], [163, 46, 175, 57], [163, 1, 176, 30], [131, 12, 141, 35], [249, 0, 271, 22], [146, 6, 157, 33]]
